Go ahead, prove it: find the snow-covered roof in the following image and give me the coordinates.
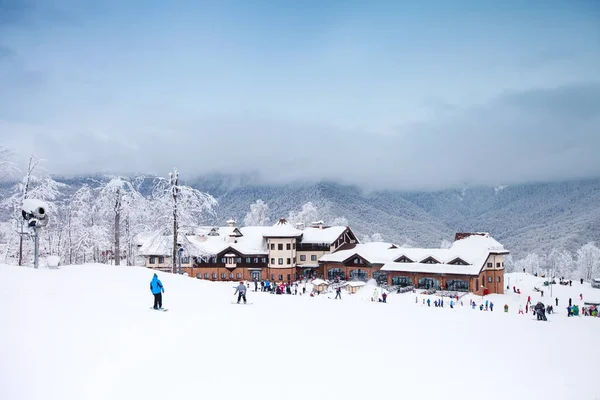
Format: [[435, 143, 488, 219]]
[[138, 231, 214, 258], [320, 233, 509, 275], [346, 281, 366, 287], [300, 226, 347, 244], [311, 278, 328, 286], [262, 219, 303, 238]]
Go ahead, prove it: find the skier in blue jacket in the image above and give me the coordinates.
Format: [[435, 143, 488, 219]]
[[150, 273, 164, 309]]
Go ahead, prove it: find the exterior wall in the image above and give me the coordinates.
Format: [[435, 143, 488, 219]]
[[182, 266, 262, 281], [145, 255, 194, 270], [145, 255, 172, 271], [477, 254, 505, 295], [297, 250, 328, 265], [266, 237, 298, 269]]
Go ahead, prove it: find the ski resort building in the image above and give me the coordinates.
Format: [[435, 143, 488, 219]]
[[318, 232, 509, 295], [137, 218, 359, 282]]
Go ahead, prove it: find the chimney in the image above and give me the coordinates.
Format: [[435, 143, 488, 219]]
[[295, 222, 305, 230], [226, 218, 236, 228], [311, 220, 325, 229]]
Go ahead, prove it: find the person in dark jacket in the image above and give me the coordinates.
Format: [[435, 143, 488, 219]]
[[150, 273, 164, 309], [234, 281, 247, 304], [335, 286, 342, 299]]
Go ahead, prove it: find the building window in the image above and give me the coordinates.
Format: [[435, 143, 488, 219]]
[[418, 277, 440, 290], [391, 276, 412, 287], [497, 276, 501, 282], [149, 257, 156, 264], [496, 262, 500, 268], [502, 262, 504, 267], [237, 273, 241, 279], [271, 258, 275, 264], [278, 258, 283, 265], [287, 258, 291, 264], [300, 255, 306, 261], [293, 257, 296, 263], [286, 243, 291, 250], [212, 273, 217, 279], [287, 274, 291, 281], [422, 257, 440, 264], [487, 263, 492, 268], [229, 273, 234, 279], [446, 279, 469, 292], [221, 273, 226, 279], [293, 243, 296, 250], [311, 255, 317, 261], [373, 272, 388, 285], [278, 275, 283, 281], [246, 258, 251, 263], [278, 244, 283, 250], [235, 258, 242, 263], [349, 269, 368, 282], [270, 243, 275, 250], [158, 256, 165, 264], [327, 268, 346, 280], [271, 274, 275, 280], [488, 276, 492, 283], [221, 258, 226, 263], [253, 258, 258, 263], [261, 258, 266, 263], [204, 273, 209, 279]]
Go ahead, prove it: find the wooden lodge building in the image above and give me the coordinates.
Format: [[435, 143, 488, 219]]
[[138, 220, 508, 295], [137, 218, 359, 283], [318, 232, 509, 295]]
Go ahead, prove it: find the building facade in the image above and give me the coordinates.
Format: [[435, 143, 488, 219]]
[[138, 218, 358, 282]]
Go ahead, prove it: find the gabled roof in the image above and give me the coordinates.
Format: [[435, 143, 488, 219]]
[[262, 218, 303, 238], [320, 233, 509, 276], [300, 226, 348, 244]]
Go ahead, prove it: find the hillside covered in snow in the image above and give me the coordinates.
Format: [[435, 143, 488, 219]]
[[1, 264, 599, 400]]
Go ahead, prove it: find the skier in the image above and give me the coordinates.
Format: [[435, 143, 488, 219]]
[[335, 286, 342, 299], [234, 281, 247, 304], [555, 297, 559, 307], [381, 292, 387, 303], [150, 273, 164, 310], [518, 305, 524, 314]]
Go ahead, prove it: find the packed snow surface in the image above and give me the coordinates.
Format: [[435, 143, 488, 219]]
[[1, 264, 599, 400]]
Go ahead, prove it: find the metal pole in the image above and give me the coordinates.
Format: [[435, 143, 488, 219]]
[[33, 228, 39, 269], [178, 249, 182, 274]]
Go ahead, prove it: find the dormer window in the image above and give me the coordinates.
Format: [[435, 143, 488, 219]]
[[421, 256, 440, 264], [395, 256, 414, 263], [448, 258, 469, 265]]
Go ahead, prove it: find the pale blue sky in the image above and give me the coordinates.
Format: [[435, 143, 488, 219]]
[[1, 0, 599, 189]]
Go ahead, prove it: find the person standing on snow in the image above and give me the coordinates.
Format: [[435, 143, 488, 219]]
[[234, 281, 247, 304], [335, 286, 342, 299], [150, 273, 164, 309]]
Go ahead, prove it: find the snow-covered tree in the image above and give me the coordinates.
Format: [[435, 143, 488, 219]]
[[243, 199, 270, 226], [547, 248, 575, 279], [151, 169, 217, 272], [513, 253, 543, 275], [96, 176, 145, 265], [331, 216, 349, 226], [1, 155, 66, 265], [577, 242, 600, 281], [288, 202, 319, 226], [440, 239, 452, 249], [361, 233, 384, 243]]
